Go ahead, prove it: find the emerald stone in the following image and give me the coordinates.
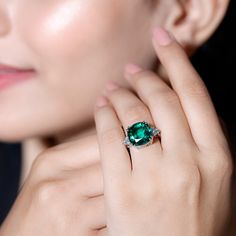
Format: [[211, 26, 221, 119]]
[[127, 122, 154, 147]]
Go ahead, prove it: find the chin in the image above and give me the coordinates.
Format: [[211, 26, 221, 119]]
[[0, 128, 33, 143], [0, 123, 47, 143]]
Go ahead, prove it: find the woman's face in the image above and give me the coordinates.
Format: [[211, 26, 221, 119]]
[[0, 0, 168, 142]]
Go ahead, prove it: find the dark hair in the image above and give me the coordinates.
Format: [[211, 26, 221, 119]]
[[191, 0, 235, 127]]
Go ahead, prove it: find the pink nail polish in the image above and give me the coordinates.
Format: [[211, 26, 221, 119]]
[[152, 27, 175, 46], [125, 63, 142, 74], [96, 96, 108, 108], [124, 63, 142, 80], [105, 81, 120, 91]]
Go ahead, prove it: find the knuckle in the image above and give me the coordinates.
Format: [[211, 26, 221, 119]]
[[208, 155, 233, 178], [32, 180, 62, 206], [169, 164, 201, 193], [100, 127, 123, 145], [124, 104, 149, 123], [31, 180, 85, 226], [31, 149, 56, 177], [221, 158, 234, 178]]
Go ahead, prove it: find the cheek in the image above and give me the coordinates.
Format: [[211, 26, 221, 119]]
[[18, 1, 123, 58]]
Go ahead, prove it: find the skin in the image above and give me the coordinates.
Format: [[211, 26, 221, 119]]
[[94, 30, 233, 235], [0, 0, 234, 235], [0, 0, 160, 142]]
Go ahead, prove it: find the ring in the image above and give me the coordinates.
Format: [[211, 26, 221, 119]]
[[123, 121, 161, 149]]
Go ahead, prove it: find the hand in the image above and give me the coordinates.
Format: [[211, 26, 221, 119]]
[[94, 27, 233, 236], [0, 135, 107, 236]]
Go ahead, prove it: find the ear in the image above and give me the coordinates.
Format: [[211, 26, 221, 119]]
[[160, 0, 230, 54]]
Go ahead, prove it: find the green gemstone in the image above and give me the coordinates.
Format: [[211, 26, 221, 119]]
[[127, 122, 153, 147]]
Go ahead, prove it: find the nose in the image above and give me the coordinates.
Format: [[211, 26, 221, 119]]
[[0, 5, 10, 36]]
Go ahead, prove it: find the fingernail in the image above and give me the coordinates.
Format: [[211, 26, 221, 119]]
[[124, 63, 143, 80], [105, 81, 120, 91], [152, 27, 175, 46], [96, 96, 109, 108]]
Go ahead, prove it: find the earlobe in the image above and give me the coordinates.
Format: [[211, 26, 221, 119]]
[[164, 0, 230, 51]]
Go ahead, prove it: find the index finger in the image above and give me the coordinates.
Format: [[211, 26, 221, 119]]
[[151, 27, 226, 149], [36, 134, 100, 172]]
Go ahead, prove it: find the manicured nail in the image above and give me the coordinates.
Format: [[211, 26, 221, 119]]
[[96, 96, 109, 108], [152, 27, 175, 46], [124, 63, 143, 80], [105, 81, 120, 91]]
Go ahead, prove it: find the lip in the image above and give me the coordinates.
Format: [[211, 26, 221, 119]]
[[0, 63, 36, 91], [0, 63, 35, 70]]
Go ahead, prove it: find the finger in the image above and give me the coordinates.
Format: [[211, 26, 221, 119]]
[[151, 27, 226, 149], [38, 134, 100, 173], [124, 66, 195, 151], [105, 81, 162, 172], [85, 195, 106, 230], [75, 163, 103, 198], [94, 96, 131, 190]]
